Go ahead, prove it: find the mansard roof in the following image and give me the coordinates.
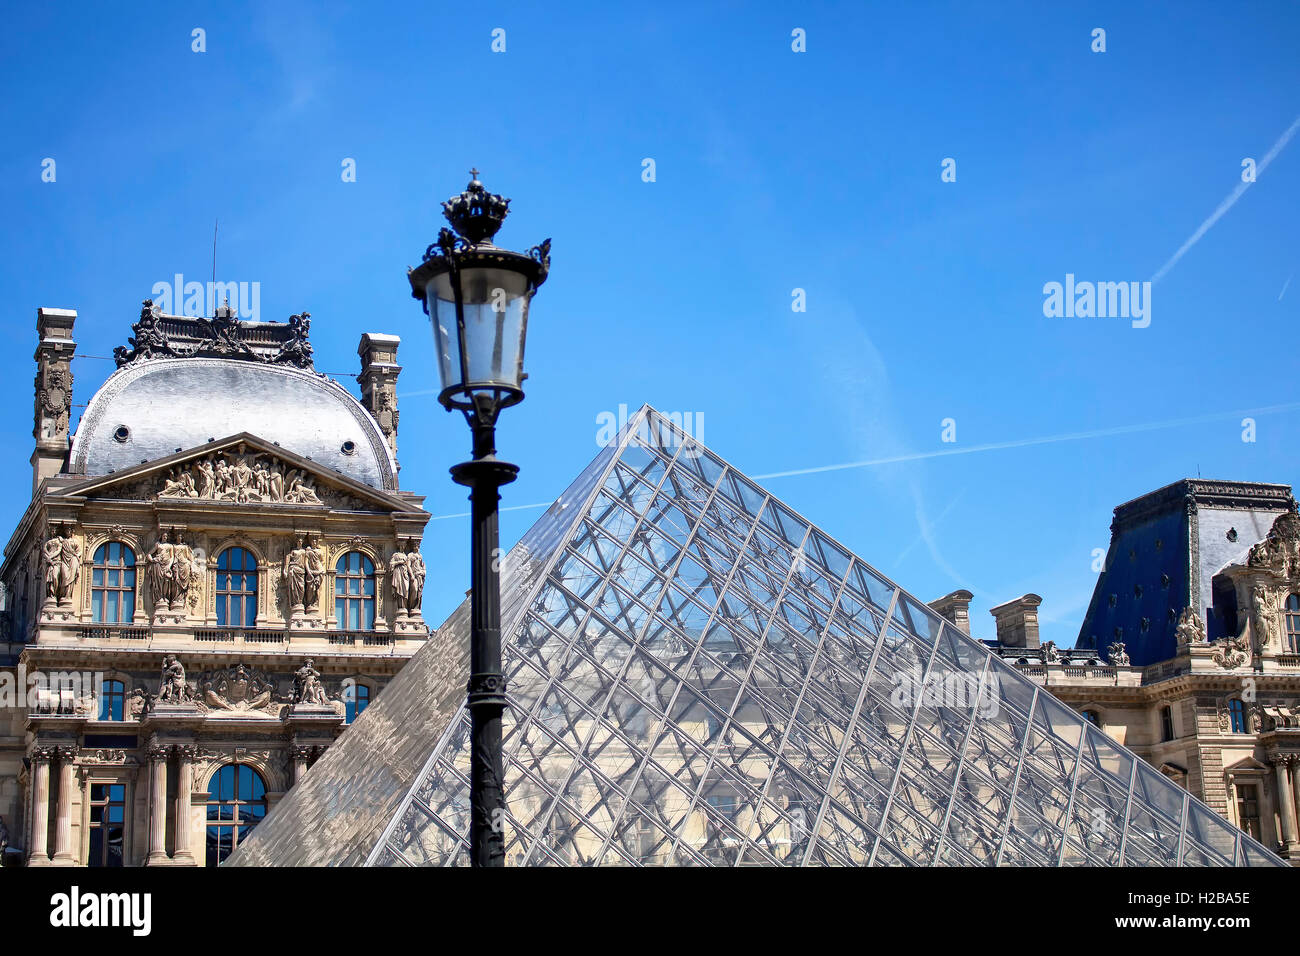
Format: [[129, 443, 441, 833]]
[[1077, 478, 1296, 664]]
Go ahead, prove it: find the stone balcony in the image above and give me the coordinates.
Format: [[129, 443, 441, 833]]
[[24, 622, 425, 659]]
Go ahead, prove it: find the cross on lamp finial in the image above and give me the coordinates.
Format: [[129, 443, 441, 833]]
[[469, 167, 480, 181]]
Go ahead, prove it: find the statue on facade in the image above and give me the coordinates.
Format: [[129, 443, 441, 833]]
[[42, 524, 80, 606], [170, 530, 203, 611], [1250, 584, 1273, 648], [283, 536, 307, 610], [1174, 607, 1207, 646], [390, 540, 426, 618], [293, 659, 329, 706], [303, 536, 325, 611], [1106, 641, 1130, 667], [1038, 640, 1060, 664], [157, 655, 191, 703], [390, 550, 410, 614], [147, 530, 176, 610], [405, 541, 426, 613]]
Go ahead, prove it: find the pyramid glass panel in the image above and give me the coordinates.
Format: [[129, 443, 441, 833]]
[[226, 406, 1284, 867]]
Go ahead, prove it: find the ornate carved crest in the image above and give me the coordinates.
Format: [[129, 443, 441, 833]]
[[113, 299, 316, 370], [196, 662, 286, 716], [1210, 634, 1251, 670]]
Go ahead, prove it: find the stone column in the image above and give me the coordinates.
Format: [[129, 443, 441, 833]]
[[172, 746, 196, 865], [145, 743, 170, 865], [26, 747, 53, 865], [1272, 756, 1299, 853], [50, 745, 78, 865], [290, 746, 310, 785]]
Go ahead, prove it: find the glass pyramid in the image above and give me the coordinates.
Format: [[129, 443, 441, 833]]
[[227, 406, 1283, 867]]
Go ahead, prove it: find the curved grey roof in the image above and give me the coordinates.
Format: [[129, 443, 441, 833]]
[[70, 357, 396, 490]]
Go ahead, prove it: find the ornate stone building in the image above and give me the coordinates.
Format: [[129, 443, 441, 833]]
[[937, 480, 1300, 863], [0, 302, 429, 866]]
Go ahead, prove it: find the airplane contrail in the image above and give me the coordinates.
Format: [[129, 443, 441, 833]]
[[427, 401, 1300, 517], [1151, 114, 1300, 284], [752, 401, 1300, 479]]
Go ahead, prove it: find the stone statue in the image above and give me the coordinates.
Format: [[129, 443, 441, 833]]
[[42, 525, 80, 606], [1038, 640, 1060, 664], [293, 659, 328, 706], [196, 459, 216, 499], [1175, 607, 1207, 646], [147, 531, 176, 609], [405, 541, 425, 612], [170, 531, 203, 611], [157, 655, 190, 703], [1106, 641, 1130, 667], [283, 535, 307, 610], [41, 532, 63, 603], [303, 536, 325, 611], [390, 550, 410, 614], [1251, 585, 1272, 647]]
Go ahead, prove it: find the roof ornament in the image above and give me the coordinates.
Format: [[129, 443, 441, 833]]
[[112, 299, 317, 371]]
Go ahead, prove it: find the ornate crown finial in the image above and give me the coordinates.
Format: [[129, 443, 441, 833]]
[[441, 170, 511, 245]]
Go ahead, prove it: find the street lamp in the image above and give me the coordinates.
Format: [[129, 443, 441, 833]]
[[408, 171, 550, 867]]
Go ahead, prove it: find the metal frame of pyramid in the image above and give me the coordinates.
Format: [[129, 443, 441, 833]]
[[228, 405, 1284, 867]]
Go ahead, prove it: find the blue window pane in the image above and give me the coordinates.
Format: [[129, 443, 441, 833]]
[[91, 591, 103, 623]]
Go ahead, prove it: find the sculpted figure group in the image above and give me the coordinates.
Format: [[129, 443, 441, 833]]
[[161, 447, 322, 505], [147, 529, 204, 613], [389, 538, 426, 617], [157, 654, 192, 703], [283, 535, 326, 612]]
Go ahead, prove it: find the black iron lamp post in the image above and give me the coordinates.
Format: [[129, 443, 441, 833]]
[[408, 171, 550, 867]]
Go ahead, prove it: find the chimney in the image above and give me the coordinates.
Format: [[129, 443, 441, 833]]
[[928, 589, 973, 636], [357, 333, 401, 468], [32, 308, 76, 494], [989, 594, 1042, 649]]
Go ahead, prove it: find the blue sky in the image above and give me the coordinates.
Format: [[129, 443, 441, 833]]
[[1, 1, 1297, 647]]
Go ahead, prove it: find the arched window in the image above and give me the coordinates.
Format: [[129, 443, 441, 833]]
[[97, 679, 126, 721], [1286, 594, 1300, 653], [346, 682, 371, 724], [216, 548, 257, 627], [1228, 698, 1248, 734], [91, 542, 136, 623], [205, 764, 267, 866], [1080, 709, 1101, 727], [334, 552, 376, 630]]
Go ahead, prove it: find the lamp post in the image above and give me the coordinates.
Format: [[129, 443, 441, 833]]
[[408, 171, 550, 867]]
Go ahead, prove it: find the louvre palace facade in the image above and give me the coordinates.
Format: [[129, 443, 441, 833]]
[[0, 302, 430, 867]]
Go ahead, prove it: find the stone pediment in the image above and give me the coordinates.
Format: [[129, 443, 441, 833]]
[[59, 433, 420, 514]]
